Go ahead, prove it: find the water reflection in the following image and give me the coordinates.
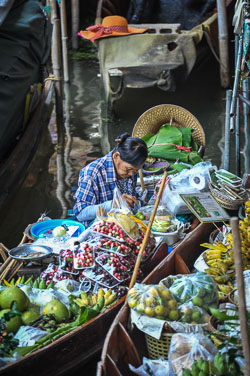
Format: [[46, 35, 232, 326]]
[[0, 55, 249, 248]]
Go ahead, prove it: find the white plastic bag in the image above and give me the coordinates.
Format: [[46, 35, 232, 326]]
[[168, 333, 217, 376], [129, 357, 170, 376]]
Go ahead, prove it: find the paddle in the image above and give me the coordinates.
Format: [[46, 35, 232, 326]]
[[127, 170, 168, 296]]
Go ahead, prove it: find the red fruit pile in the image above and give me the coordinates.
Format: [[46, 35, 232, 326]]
[[59, 249, 78, 274], [40, 263, 58, 285], [96, 238, 131, 256], [74, 242, 94, 269], [96, 253, 131, 281], [93, 221, 127, 241]]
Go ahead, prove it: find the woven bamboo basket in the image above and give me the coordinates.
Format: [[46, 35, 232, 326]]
[[145, 331, 174, 360], [132, 104, 206, 156], [209, 183, 248, 210], [144, 323, 176, 360]]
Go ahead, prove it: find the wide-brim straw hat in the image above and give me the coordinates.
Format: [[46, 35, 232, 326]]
[[132, 104, 206, 152], [78, 15, 148, 43]]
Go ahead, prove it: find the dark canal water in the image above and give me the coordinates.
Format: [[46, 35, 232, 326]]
[[0, 51, 248, 249]]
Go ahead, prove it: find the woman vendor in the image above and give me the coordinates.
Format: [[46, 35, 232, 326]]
[[73, 133, 148, 227]]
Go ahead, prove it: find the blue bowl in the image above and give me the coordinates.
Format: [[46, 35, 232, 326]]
[[30, 219, 85, 238]]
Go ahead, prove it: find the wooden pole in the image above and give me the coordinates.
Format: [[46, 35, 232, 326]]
[[230, 33, 243, 131], [230, 217, 250, 376], [71, 0, 79, 50], [235, 97, 240, 176], [223, 89, 232, 171], [59, 0, 70, 82], [50, 1, 64, 144], [139, 169, 145, 192], [127, 170, 168, 294], [216, 0, 230, 88]]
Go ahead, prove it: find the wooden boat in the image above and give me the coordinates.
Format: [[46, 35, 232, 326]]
[[92, 0, 234, 110], [0, 79, 54, 211], [0, 219, 200, 375], [97, 222, 215, 376]]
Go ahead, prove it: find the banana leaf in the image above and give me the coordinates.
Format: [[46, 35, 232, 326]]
[[142, 124, 203, 165], [178, 128, 193, 147], [188, 152, 203, 164]]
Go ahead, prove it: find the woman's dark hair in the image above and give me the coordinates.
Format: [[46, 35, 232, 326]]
[[114, 133, 148, 167]]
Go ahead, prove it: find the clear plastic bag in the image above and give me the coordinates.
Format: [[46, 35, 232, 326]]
[[14, 325, 47, 347], [179, 302, 210, 324], [129, 357, 170, 376], [160, 162, 215, 215], [168, 333, 217, 376], [168, 272, 219, 313], [112, 187, 132, 213], [128, 283, 180, 321]]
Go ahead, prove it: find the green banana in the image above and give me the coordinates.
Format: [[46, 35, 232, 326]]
[[47, 280, 54, 289], [39, 279, 46, 289], [24, 275, 34, 285], [20, 275, 25, 284], [214, 353, 228, 375], [33, 279, 39, 288]]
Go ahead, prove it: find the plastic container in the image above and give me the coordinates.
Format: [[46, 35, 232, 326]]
[[30, 219, 85, 239], [81, 269, 120, 288], [96, 253, 131, 282]]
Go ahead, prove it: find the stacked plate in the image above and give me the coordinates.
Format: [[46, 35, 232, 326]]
[[208, 168, 248, 209]]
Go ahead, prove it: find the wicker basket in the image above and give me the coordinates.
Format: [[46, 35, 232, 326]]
[[132, 104, 206, 155], [208, 228, 225, 244], [145, 331, 174, 360], [228, 289, 238, 306], [209, 183, 248, 210]]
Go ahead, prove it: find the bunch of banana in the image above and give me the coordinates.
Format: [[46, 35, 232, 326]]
[[74, 288, 117, 308], [183, 352, 241, 375]]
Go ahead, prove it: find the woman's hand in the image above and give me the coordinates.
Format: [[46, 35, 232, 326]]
[[122, 194, 138, 208]]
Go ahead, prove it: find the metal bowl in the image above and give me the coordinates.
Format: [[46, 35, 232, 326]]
[[9, 244, 53, 261]]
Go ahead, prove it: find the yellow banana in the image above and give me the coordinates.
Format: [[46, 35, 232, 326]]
[[92, 293, 97, 305], [104, 292, 117, 307], [74, 298, 86, 307], [214, 261, 228, 274], [223, 258, 233, 266], [218, 291, 227, 301], [104, 289, 112, 300], [88, 295, 94, 306], [200, 243, 227, 251], [81, 291, 88, 299], [205, 267, 223, 276], [213, 275, 229, 283], [205, 259, 223, 266], [217, 284, 232, 294], [97, 288, 105, 301]]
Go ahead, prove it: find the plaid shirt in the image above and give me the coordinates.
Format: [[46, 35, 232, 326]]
[[73, 152, 137, 225]]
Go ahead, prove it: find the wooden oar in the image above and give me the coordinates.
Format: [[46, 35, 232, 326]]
[[230, 217, 250, 376], [127, 170, 168, 295]]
